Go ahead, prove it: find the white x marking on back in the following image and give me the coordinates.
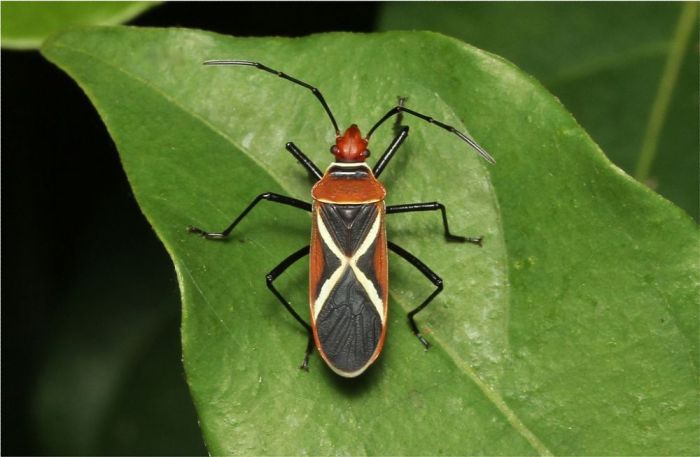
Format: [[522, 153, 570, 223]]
[[313, 210, 384, 323]]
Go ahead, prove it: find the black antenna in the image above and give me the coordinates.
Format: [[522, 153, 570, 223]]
[[204, 60, 341, 136], [366, 105, 495, 164]]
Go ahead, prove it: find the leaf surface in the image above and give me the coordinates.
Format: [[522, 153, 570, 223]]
[[42, 27, 699, 455]]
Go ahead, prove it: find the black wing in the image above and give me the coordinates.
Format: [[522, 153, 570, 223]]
[[316, 267, 382, 373]]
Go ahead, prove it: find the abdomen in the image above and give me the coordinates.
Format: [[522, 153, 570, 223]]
[[309, 200, 388, 377]]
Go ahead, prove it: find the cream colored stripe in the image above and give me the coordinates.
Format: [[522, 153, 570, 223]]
[[348, 214, 385, 323], [314, 212, 347, 320], [313, 209, 385, 323]]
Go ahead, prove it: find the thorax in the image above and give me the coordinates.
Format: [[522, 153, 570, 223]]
[[311, 162, 386, 204]]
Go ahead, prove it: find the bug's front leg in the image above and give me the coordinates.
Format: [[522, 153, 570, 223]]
[[285, 142, 323, 182], [188, 192, 311, 239], [372, 96, 409, 178]]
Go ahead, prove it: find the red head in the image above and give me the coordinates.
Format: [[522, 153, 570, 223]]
[[331, 124, 370, 162]]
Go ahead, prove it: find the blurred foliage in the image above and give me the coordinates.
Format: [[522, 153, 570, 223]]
[[379, 2, 699, 221], [42, 27, 698, 455], [1, 1, 158, 49], [32, 285, 206, 454], [28, 190, 206, 454]]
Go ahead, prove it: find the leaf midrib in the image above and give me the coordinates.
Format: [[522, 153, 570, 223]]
[[398, 290, 554, 456]]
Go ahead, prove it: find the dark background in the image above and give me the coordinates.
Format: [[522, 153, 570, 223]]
[[2, 3, 378, 454]]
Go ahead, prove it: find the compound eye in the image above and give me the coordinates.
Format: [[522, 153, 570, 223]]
[[330, 145, 339, 155], [363, 149, 371, 158]]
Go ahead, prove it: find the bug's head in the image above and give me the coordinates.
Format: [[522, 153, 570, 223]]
[[331, 124, 370, 162]]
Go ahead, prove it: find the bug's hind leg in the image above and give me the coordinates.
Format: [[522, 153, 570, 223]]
[[266, 245, 314, 370], [388, 241, 443, 349]]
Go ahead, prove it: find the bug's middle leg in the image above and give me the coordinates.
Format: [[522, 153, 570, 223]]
[[388, 241, 443, 349], [386, 202, 483, 245], [188, 192, 311, 239], [266, 245, 315, 371]]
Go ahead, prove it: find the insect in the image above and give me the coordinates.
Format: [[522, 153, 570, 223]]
[[188, 60, 495, 378]]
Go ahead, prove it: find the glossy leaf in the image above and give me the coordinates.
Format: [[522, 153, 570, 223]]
[[41, 27, 699, 455], [379, 2, 700, 221], [1, 1, 157, 49]]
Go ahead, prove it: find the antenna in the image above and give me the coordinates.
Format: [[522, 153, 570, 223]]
[[366, 105, 495, 164], [204, 60, 341, 136]]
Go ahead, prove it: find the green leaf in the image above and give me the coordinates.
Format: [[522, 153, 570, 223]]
[[1, 1, 158, 50], [41, 27, 699, 455], [378, 2, 700, 221]]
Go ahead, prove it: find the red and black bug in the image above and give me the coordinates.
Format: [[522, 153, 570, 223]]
[[188, 60, 494, 377]]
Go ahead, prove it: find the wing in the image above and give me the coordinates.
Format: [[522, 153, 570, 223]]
[[316, 267, 383, 373], [309, 201, 388, 377]]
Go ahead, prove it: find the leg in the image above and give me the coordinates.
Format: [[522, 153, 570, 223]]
[[386, 203, 483, 245], [392, 96, 408, 138], [188, 192, 311, 239], [266, 246, 314, 370], [373, 97, 410, 178], [372, 126, 409, 178], [388, 241, 443, 349], [286, 142, 323, 181]]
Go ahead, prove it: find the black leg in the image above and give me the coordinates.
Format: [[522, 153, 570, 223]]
[[266, 245, 314, 370], [188, 192, 311, 239], [372, 126, 409, 178], [373, 96, 409, 178], [286, 142, 323, 181], [386, 203, 483, 245], [388, 241, 443, 349], [392, 96, 408, 137]]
